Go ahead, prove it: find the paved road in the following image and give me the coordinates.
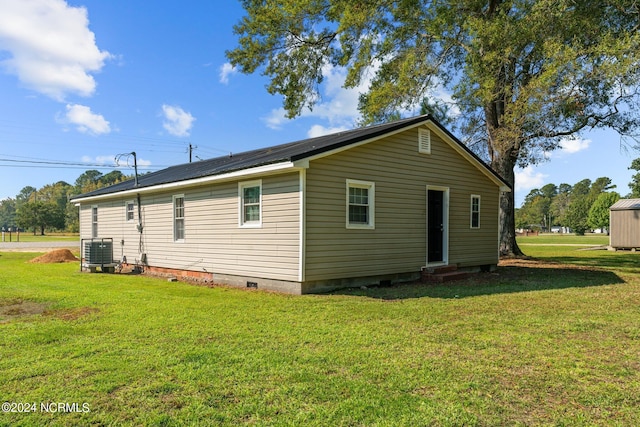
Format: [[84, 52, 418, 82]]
[[0, 241, 79, 251]]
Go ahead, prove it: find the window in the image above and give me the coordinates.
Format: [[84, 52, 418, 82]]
[[346, 179, 375, 229], [239, 180, 262, 227], [91, 206, 98, 238], [470, 195, 481, 229], [126, 201, 135, 221], [418, 128, 431, 154], [173, 195, 185, 241]]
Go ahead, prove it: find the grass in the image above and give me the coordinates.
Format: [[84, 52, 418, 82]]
[[517, 233, 639, 276], [0, 233, 79, 243], [0, 240, 639, 426], [517, 233, 610, 246]]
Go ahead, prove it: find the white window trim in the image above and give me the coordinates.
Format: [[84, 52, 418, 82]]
[[173, 194, 185, 242], [346, 179, 375, 230], [470, 194, 481, 229], [125, 200, 135, 222], [239, 180, 263, 228], [91, 205, 98, 238]]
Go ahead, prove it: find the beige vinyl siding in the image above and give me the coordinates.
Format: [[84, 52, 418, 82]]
[[79, 172, 300, 281], [79, 200, 138, 241], [610, 210, 640, 248], [448, 189, 499, 266], [80, 205, 91, 238], [304, 125, 500, 281], [79, 200, 145, 261]]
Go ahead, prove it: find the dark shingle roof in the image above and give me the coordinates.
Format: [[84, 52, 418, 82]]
[[71, 115, 508, 201]]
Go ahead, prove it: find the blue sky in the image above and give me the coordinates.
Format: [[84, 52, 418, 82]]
[[0, 0, 637, 206]]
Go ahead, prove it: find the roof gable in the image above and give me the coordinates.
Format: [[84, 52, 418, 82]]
[[71, 115, 510, 202], [611, 199, 640, 211]]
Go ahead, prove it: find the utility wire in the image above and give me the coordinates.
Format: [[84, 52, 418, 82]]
[[0, 164, 128, 170], [0, 158, 116, 167], [0, 157, 168, 170]]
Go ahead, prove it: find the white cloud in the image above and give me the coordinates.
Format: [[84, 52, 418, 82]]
[[161, 104, 195, 137], [543, 137, 591, 160], [262, 63, 370, 132], [94, 155, 114, 164], [305, 63, 368, 122], [0, 0, 111, 100], [219, 62, 237, 84], [263, 107, 289, 130], [136, 158, 152, 168], [559, 137, 590, 154], [307, 124, 349, 138], [515, 166, 547, 193], [63, 104, 111, 135], [115, 155, 152, 169], [81, 155, 114, 165], [261, 60, 464, 135]]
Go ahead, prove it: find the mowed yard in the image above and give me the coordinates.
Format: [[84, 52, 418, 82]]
[[1, 236, 639, 426]]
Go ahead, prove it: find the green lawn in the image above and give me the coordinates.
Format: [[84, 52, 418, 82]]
[[517, 233, 610, 246], [0, 233, 79, 243], [1, 244, 639, 426]]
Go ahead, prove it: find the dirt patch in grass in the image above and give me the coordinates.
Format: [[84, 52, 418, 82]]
[[0, 300, 49, 322], [0, 299, 98, 323], [28, 249, 79, 263]]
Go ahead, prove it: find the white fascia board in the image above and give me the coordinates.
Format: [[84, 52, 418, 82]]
[[73, 161, 300, 203]]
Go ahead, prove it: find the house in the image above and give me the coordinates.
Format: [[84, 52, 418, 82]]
[[71, 115, 511, 294], [609, 198, 640, 250]]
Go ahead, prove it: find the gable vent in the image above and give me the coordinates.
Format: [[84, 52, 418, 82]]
[[418, 128, 431, 154]]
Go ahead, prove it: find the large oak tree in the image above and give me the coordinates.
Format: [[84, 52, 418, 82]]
[[227, 0, 640, 256]]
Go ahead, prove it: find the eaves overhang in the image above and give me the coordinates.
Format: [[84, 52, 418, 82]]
[[71, 161, 300, 204]]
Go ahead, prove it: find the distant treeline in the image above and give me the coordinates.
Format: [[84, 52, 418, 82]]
[[516, 157, 640, 235], [0, 170, 132, 234]]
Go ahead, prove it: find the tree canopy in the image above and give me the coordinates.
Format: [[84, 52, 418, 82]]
[[16, 201, 65, 235], [588, 192, 620, 232], [629, 158, 640, 197], [228, 0, 640, 256]]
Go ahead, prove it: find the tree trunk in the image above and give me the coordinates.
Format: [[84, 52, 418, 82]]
[[492, 150, 525, 257]]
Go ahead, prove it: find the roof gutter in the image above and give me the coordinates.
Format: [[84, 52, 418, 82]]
[[72, 161, 300, 204]]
